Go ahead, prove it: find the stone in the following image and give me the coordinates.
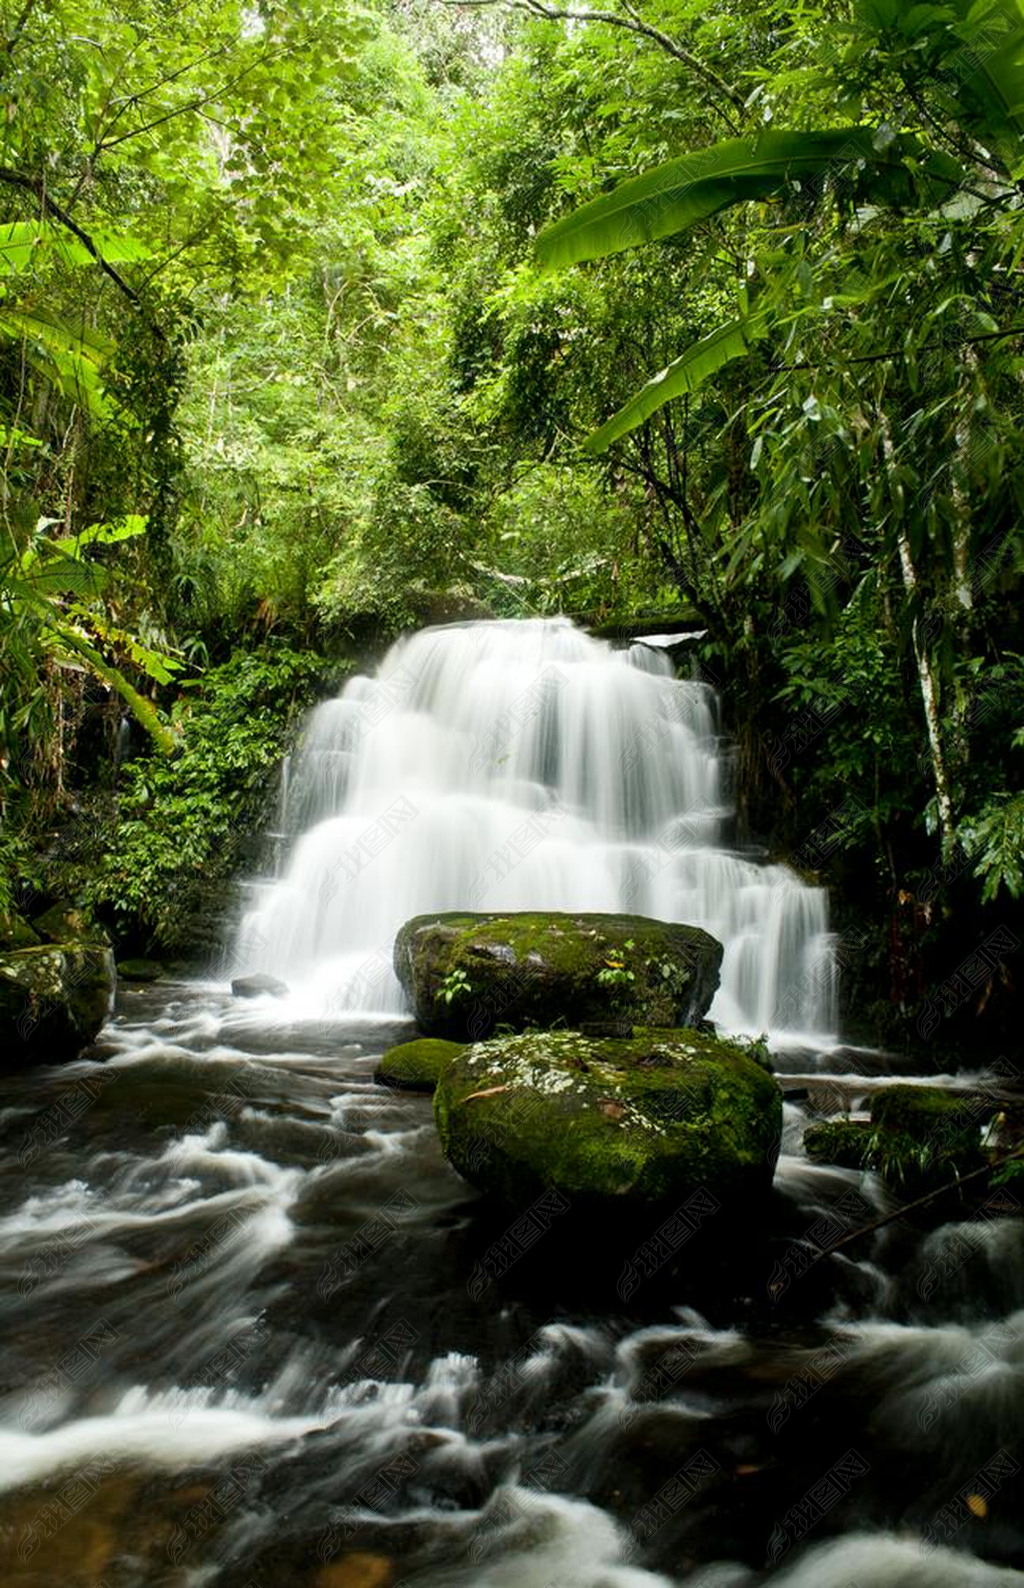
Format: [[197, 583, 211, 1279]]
[[375, 1037, 465, 1092], [803, 1119, 874, 1171], [117, 958, 164, 983], [0, 910, 41, 949], [870, 1083, 997, 1140], [231, 974, 289, 998], [433, 1026, 781, 1213], [394, 911, 723, 1041], [0, 943, 116, 1068], [31, 902, 109, 946], [803, 1085, 997, 1198]]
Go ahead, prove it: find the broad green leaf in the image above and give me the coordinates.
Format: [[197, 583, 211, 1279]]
[[0, 424, 41, 448], [46, 623, 176, 754], [536, 130, 964, 270], [0, 305, 117, 418], [585, 317, 769, 453], [0, 220, 149, 276], [72, 515, 149, 550]]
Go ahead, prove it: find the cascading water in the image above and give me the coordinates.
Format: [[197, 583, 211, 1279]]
[[236, 618, 836, 1044]]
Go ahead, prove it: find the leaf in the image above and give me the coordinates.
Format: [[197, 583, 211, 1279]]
[[72, 515, 149, 550], [926, 0, 1024, 148], [46, 623, 176, 755], [0, 220, 150, 278], [7, 557, 107, 600], [0, 304, 117, 418], [585, 317, 769, 453], [536, 130, 963, 270]]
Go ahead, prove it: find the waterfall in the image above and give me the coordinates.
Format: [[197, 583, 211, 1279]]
[[235, 618, 837, 1043]]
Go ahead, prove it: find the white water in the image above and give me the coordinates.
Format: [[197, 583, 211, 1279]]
[[236, 619, 836, 1043]]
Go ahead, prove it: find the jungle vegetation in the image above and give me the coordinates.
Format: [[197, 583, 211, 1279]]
[[0, 0, 1021, 1049]]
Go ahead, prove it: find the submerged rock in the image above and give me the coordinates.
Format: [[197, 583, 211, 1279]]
[[0, 943, 116, 1068], [433, 1026, 781, 1212], [376, 1037, 465, 1092], [231, 973, 289, 999], [394, 911, 723, 1041]]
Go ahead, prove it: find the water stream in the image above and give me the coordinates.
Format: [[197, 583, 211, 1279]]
[[0, 619, 1020, 1585], [236, 620, 835, 1044]]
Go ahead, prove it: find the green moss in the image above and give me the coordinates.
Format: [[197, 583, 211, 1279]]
[[117, 958, 164, 983], [433, 1025, 781, 1211], [394, 911, 723, 1039], [804, 1120, 873, 1170], [870, 1084, 995, 1141], [0, 911, 40, 950], [376, 1037, 465, 1092], [0, 943, 114, 1067], [804, 1085, 994, 1200]]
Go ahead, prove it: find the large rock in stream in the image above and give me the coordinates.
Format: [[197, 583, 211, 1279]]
[[433, 1026, 781, 1213], [0, 942, 115, 1068], [394, 911, 723, 1041]]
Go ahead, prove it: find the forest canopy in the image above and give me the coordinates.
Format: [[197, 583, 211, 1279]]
[[1, 0, 1022, 1051]]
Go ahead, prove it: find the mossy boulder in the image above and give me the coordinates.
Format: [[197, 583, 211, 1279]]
[[32, 902, 109, 947], [803, 1120, 874, 1171], [0, 943, 116, 1069], [117, 958, 164, 983], [0, 911, 41, 950], [433, 1026, 781, 1212], [394, 911, 723, 1041], [870, 1084, 996, 1141], [376, 1038, 465, 1092], [804, 1085, 996, 1198]]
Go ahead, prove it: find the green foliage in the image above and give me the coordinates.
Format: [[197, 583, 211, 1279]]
[[438, 966, 473, 1007], [536, 129, 961, 271], [961, 793, 1024, 904], [81, 648, 348, 950]]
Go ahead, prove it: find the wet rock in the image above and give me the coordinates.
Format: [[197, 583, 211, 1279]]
[[803, 1120, 874, 1172], [0, 943, 116, 1068], [433, 1026, 781, 1212], [375, 1037, 465, 1092], [32, 901, 110, 946], [394, 911, 723, 1041], [804, 1084, 999, 1199], [0, 909, 41, 949], [117, 957, 164, 983], [870, 1083, 997, 1139], [232, 973, 289, 998], [316, 1554, 394, 1588]]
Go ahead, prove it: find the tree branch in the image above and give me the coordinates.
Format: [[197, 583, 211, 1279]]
[[0, 167, 142, 306], [441, 0, 744, 122], [1, 0, 38, 61]]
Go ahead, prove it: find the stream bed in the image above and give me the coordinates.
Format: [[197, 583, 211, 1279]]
[[1, 982, 1022, 1587]]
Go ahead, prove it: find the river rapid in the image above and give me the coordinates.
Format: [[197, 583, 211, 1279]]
[[0, 985, 1021, 1588]]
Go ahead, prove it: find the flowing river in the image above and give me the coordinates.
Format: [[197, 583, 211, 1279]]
[[1, 620, 1021, 1586]]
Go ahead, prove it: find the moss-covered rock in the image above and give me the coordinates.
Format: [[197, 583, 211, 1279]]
[[394, 911, 723, 1041], [376, 1038, 465, 1092], [804, 1085, 997, 1199], [32, 902, 110, 946], [803, 1120, 874, 1171], [0, 911, 41, 950], [870, 1084, 997, 1141], [433, 1026, 781, 1212], [117, 958, 164, 983], [0, 943, 116, 1069]]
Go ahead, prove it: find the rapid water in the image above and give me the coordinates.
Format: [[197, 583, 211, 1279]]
[[235, 619, 836, 1044], [0, 987, 1020, 1585]]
